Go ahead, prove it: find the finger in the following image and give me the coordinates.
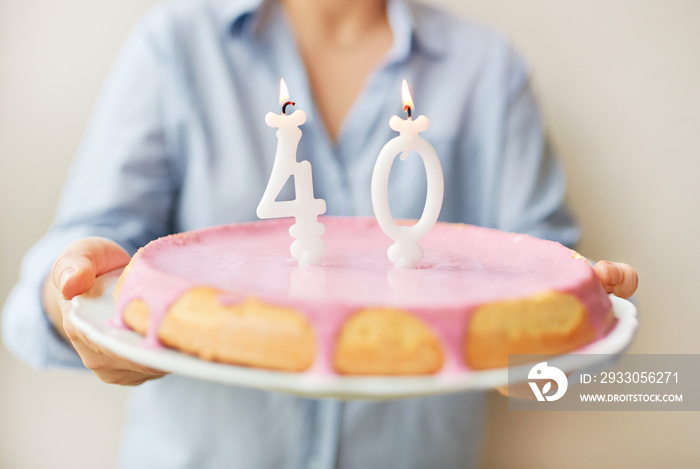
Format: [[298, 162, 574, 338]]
[[52, 237, 131, 300], [593, 261, 639, 299], [63, 318, 167, 376], [95, 344, 169, 377], [93, 369, 168, 386]]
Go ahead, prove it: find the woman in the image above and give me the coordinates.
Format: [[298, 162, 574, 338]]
[[3, 0, 637, 467]]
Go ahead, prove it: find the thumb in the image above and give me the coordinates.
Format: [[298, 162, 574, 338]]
[[52, 237, 131, 300], [593, 261, 639, 299]]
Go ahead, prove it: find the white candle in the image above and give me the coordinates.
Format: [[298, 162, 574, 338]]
[[257, 79, 327, 267], [371, 79, 444, 269]]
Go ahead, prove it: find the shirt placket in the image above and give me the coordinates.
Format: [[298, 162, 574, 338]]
[[304, 399, 345, 469], [249, 4, 417, 469]]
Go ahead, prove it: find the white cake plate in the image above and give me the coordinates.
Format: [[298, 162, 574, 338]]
[[68, 270, 638, 400]]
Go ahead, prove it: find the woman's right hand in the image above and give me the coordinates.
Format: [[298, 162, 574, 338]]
[[44, 237, 168, 385]]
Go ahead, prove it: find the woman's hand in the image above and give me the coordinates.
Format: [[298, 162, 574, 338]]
[[593, 261, 638, 299], [44, 237, 168, 386]]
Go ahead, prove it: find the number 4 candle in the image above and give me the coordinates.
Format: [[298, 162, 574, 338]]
[[371, 80, 444, 269], [257, 79, 327, 267]]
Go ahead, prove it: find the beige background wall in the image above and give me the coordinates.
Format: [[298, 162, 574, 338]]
[[1, 0, 698, 468]]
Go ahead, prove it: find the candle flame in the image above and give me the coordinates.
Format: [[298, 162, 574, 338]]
[[401, 79, 414, 111], [279, 78, 290, 105]]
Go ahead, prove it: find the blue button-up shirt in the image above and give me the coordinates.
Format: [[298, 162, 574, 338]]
[[2, 0, 578, 467]]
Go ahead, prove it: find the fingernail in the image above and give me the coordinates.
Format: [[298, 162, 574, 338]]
[[59, 267, 77, 290]]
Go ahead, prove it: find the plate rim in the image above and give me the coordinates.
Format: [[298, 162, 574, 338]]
[[68, 274, 638, 399]]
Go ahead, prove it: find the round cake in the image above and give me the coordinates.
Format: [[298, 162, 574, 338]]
[[112, 217, 614, 375]]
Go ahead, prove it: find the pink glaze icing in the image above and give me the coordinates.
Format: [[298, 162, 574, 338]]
[[113, 216, 613, 374]]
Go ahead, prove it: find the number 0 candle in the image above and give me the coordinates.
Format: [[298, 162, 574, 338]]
[[371, 80, 444, 269], [257, 79, 327, 267]]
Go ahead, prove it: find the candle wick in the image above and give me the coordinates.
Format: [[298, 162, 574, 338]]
[[282, 101, 295, 115], [404, 105, 412, 119]]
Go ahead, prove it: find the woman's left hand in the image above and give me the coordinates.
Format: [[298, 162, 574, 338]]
[[593, 261, 638, 299]]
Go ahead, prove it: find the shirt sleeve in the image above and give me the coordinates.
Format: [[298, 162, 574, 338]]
[[495, 47, 580, 248], [2, 12, 178, 369]]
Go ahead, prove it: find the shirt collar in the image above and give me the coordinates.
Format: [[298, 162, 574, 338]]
[[216, 0, 265, 34], [386, 0, 447, 62], [217, 0, 447, 61]]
